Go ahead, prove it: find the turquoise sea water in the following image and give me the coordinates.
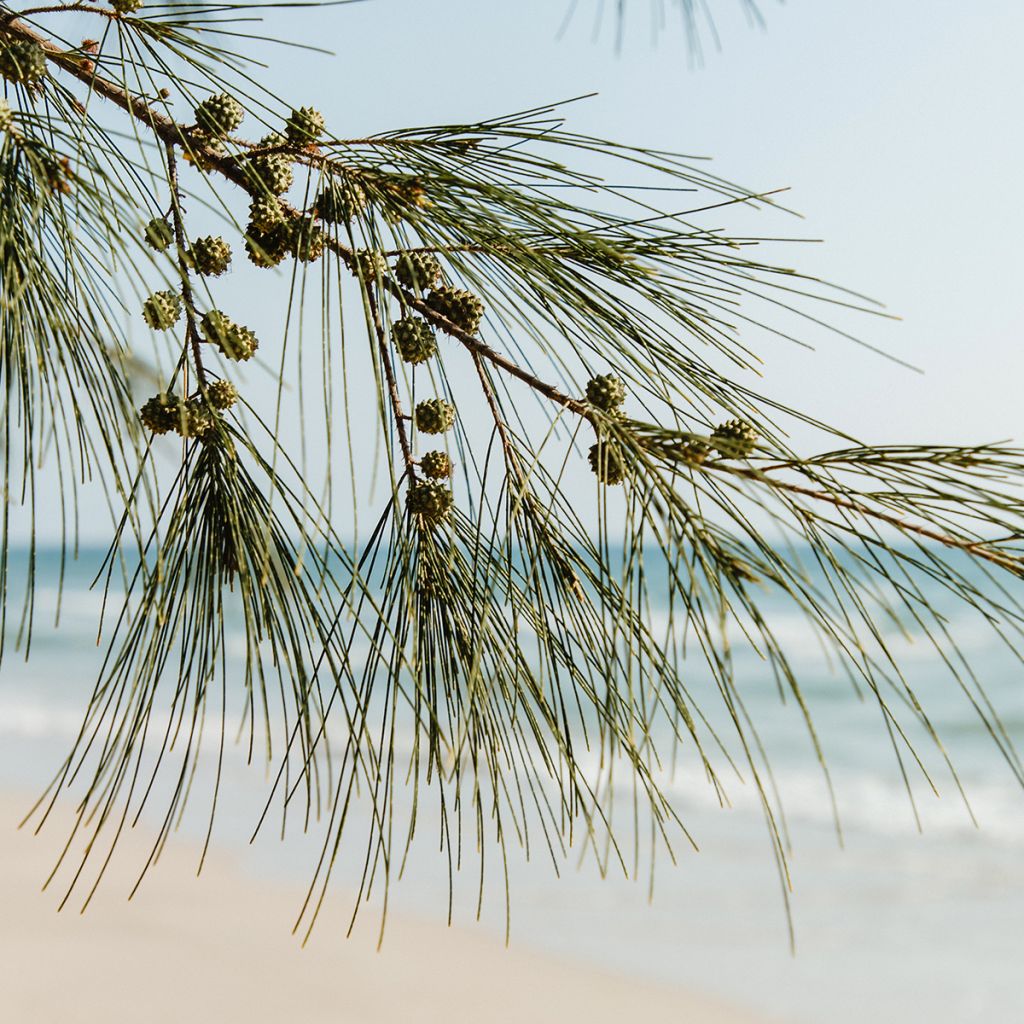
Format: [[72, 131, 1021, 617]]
[[2, 545, 1023, 1022]]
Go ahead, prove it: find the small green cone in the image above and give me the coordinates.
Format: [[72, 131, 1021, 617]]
[[285, 106, 325, 146], [142, 290, 182, 330], [415, 398, 455, 435], [194, 92, 244, 137], [710, 419, 758, 459]]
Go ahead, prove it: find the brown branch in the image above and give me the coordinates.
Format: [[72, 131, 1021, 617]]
[[164, 143, 207, 389], [365, 288, 415, 478]]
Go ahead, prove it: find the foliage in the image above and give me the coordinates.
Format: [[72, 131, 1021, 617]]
[[1, 1, 1023, 939]]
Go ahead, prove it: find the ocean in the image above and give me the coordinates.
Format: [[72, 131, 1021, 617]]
[[1, 544, 1022, 1022]]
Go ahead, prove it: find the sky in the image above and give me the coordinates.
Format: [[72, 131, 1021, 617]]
[[16, 0, 1024, 541]]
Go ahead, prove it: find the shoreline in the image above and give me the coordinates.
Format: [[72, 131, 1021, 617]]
[[0, 790, 773, 1024]]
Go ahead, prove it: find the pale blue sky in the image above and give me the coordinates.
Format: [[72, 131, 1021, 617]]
[[21, 0, 1024, 540]]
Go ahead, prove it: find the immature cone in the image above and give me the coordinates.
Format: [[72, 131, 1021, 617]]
[[191, 235, 232, 276], [0, 98, 12, 132], [144, 217, 174, 252], [142, 290, 182, 330], [588, 441, 626, 485], [245, 223, 291, 268], [291, 219, 324, 263], [315, 176, 366, 224], [407, 481, 453, 526], [415, 398, 455, 435], [420, 450, 452, 480], [179, 399, 215, 439], [585, 374, 626, 412], [247, 152, 293, 196], [285, 106, 325, 146], [139, 393, 181, 434], [109, 0, 144, 12], [426, 286, 484, 335], [710, 419, 758, 459], [248, 197, 284, 232], [352, 250, 388, 280], [194, 93, 244, 137], [201, 310, 258, 361], [206, 380, 238, 410], [678, 441, 711, 466], [392, 317, 437, 365], [0, 41, 47, 84], [395, 251, 442, 292]]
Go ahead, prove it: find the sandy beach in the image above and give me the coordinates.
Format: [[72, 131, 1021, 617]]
[[0, 792, 770, 1024]]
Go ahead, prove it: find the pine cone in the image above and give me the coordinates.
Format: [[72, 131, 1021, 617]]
[[139, 393, 181, 434], [144, 217, 174, 253], [201, 310, 258, 361], [678, 441, 711, 466], [247, 152, 293, 196], [415, 398, 455, 435], [109, 0, 144, 12], [426, 286, 484, 335], [194, 93, 244, 137], [291, 219, 325, 263], [395, 251, 442, 292], [407, 481, 453, 525], [206, 380, 238, 410], [142, 290, 182, 330], [352, 250, 388, 280], [315, 176, 366, 223], [245, 223, 291, 268], [392, 317, 437, 365], [285, 106, 325, 146], [0, 41, 47, 84], [191, 235, 232, 276], [588, 441, 626, 485], [420, 450, 452, 479], [248, 197, 284, 232], [710, 419, 758, 459], [180, 399, 215, 439], [0, 99, 12, 132], [585, 374, 626, 411]]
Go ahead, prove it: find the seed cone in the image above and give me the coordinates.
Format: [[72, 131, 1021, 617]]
[[0, 41, 47, 84], [588, 441, 626, 485], [206, 380, 238, 410], [285, 106, 325, 145], [191, 235, 232, 276], [678, 441, 711, 466], [407, 481, 453, 525], [315, 176, 366, 223], [395, 251, 442, 292], [420, 450, 452, 479], [144, 217, 174, 252], [142, 290, 182, 330], [194, 92, 244, 137], [139, 393, 181, 434], [245, 223, 291, 268], [352, 250, 388, 280], [291, 219, 324, 263], [585, 374, 626, 411], [248, 197, 284, 232], [201, 310, 258, 361], [426, 286, 484, 335], [415, 398, 455, 435], [710, 419, 758, 459], [109, 0, 144, 12], [392, 317, 437, 365], [247, 140, 293, 196]]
